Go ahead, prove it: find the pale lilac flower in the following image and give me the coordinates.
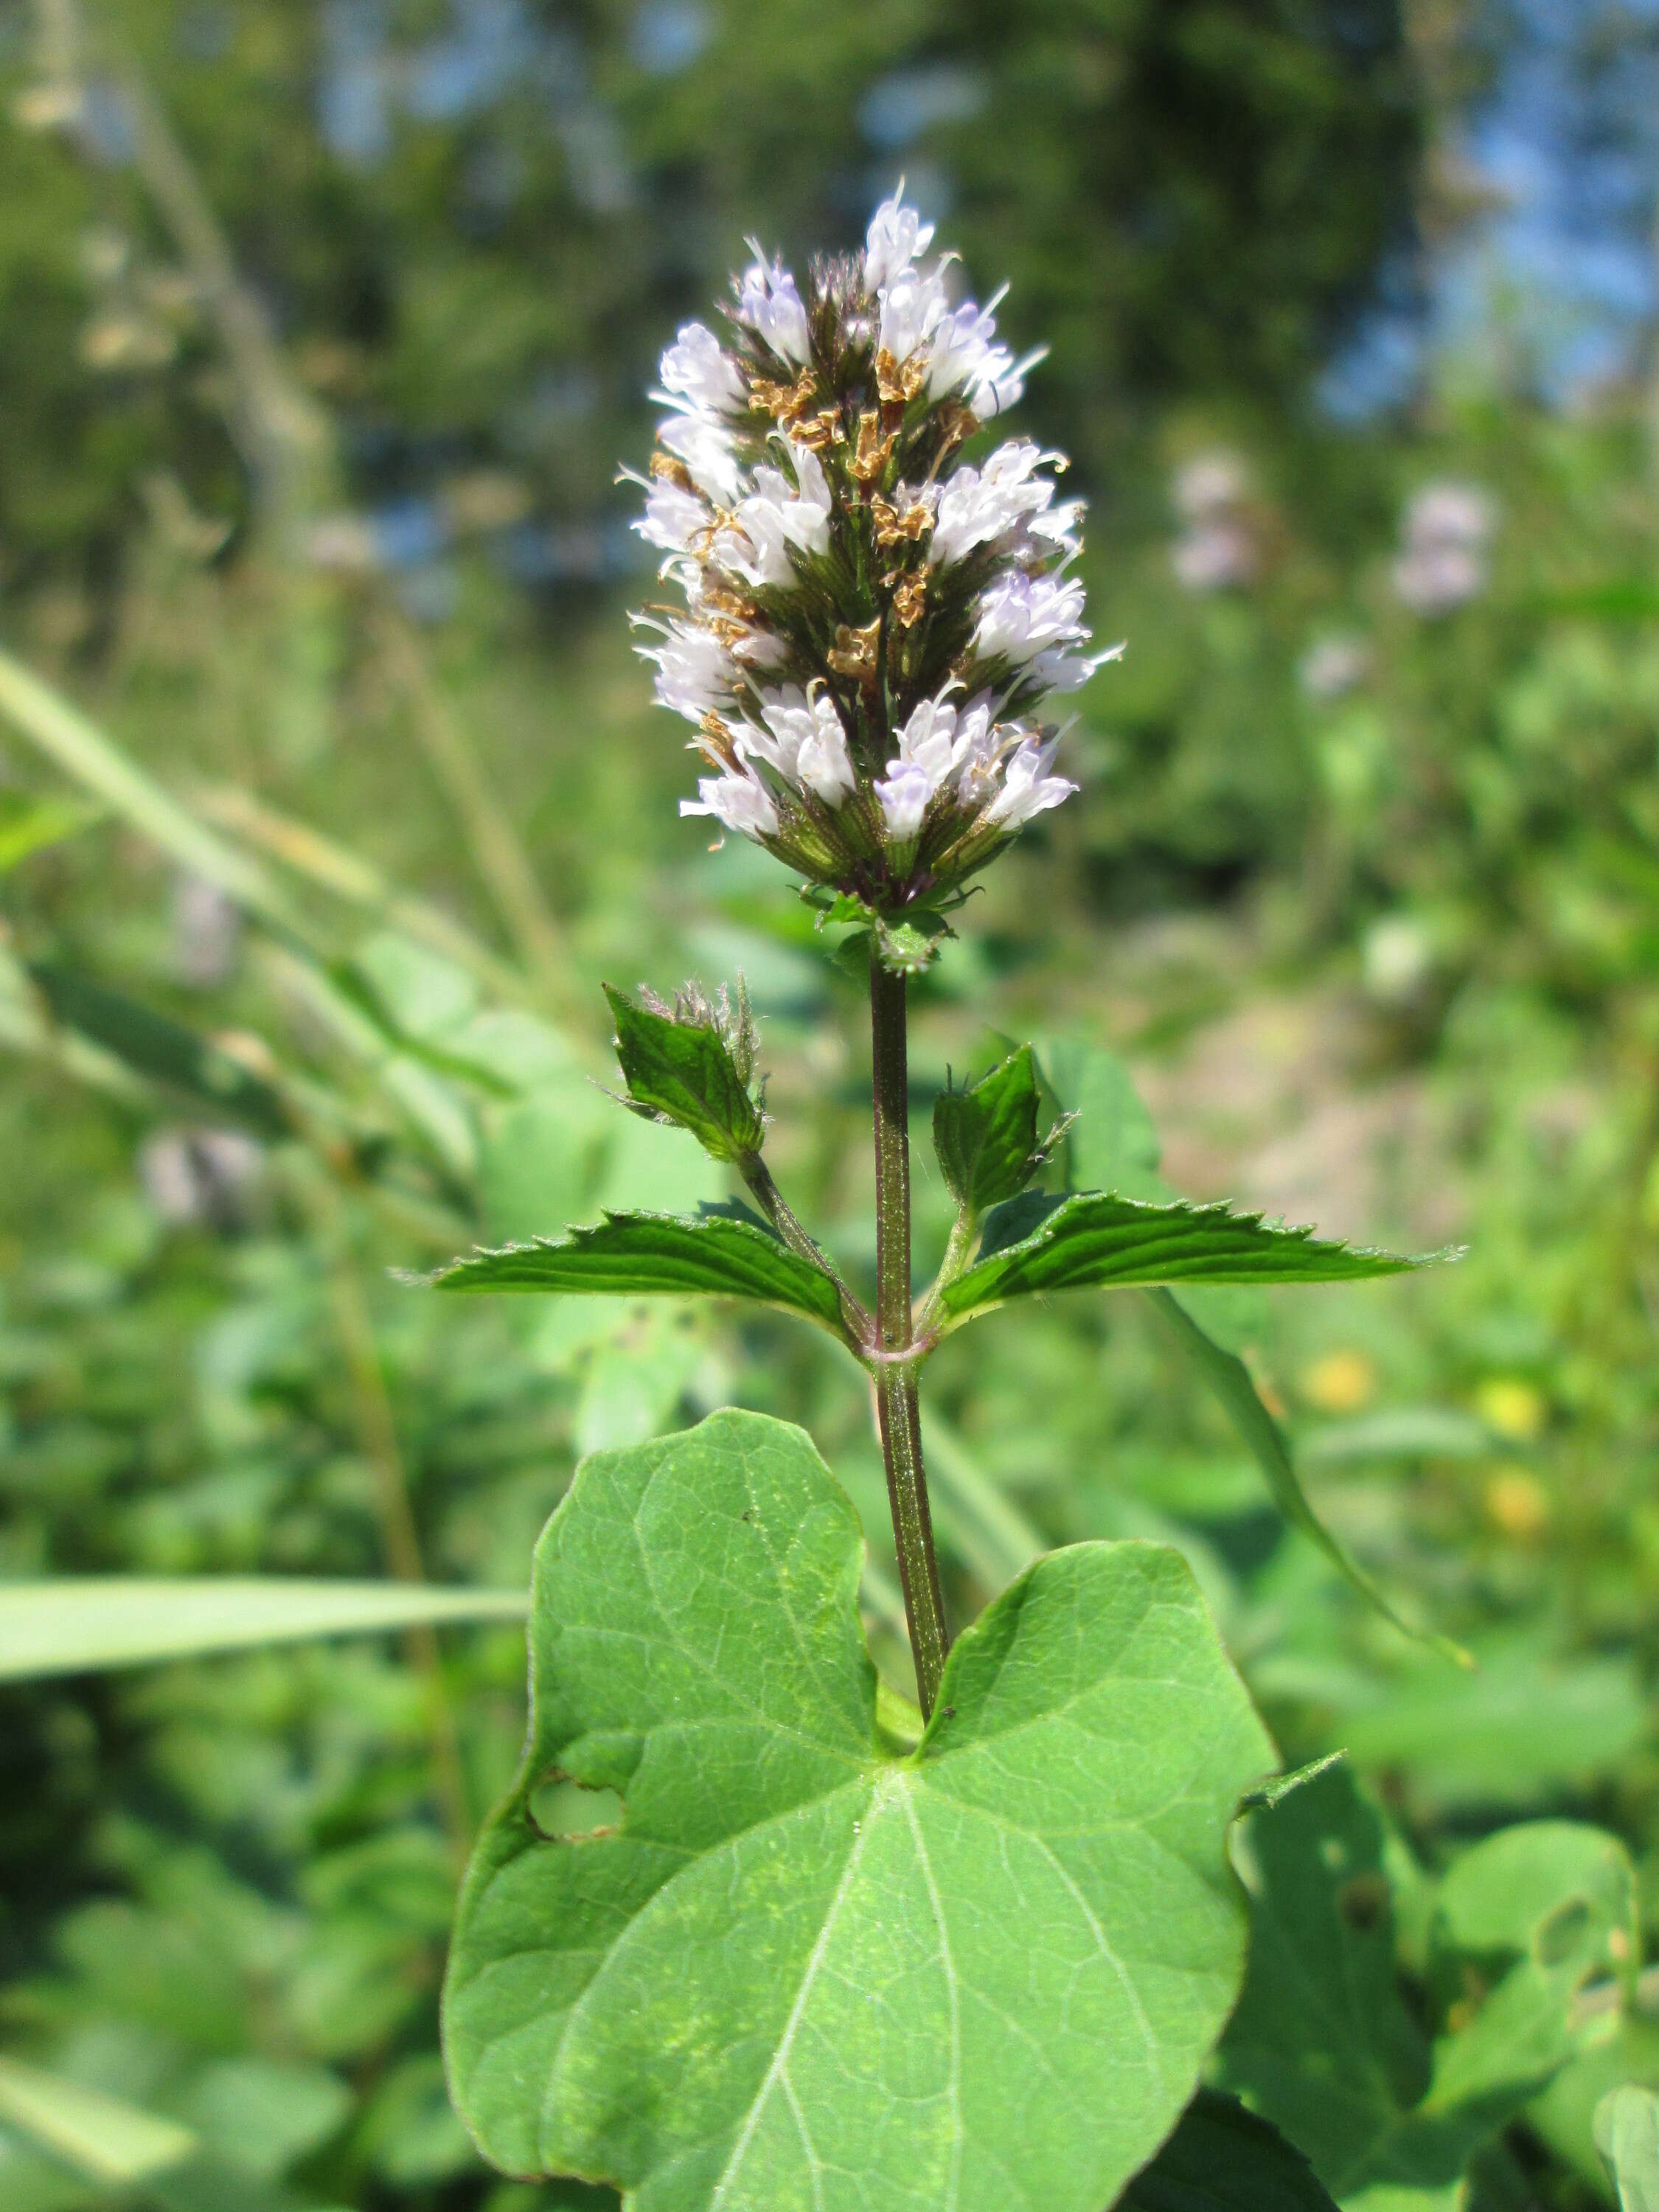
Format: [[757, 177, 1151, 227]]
[[736, 257, 812, 365], [1170, 450, 1258, 593], [930, 440, 1070, 568], [1393, 481, 1494, 616], [1174, 451, 1250, 521], [973, 571, 1089, 664], [1298, 636, 1370, 701], [658, 321, 747, 414], [985, 737, 1077, 827], [874, 762, 932, 844], [636, 478, 709, 557], [1172, 522, 1257, 592], [878, 268, 949, 366], [658, 411, 744, 504], [744, 688, 856, 807], [681, 768, 780, 839], [630, 191, 1119, 877], [865, 192, 936, 292], [644, 622, 736, 722]]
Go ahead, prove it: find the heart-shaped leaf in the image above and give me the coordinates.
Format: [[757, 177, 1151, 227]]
[[443, 1408, 1274, 2211], [941, 1192, 1427, 1328], [420, 1211, 846, 1335]]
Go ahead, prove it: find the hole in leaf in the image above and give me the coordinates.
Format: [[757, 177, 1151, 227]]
[[1338, 1872, 1389, 1932], [1536, 1896, 1592, 1967], [528, 1774, 625, 1843]]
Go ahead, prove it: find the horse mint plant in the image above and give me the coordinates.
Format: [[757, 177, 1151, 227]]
[[430, 193, 1442, 2212]]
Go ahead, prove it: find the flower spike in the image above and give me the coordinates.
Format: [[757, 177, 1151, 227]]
[[627, 191, 1119, 914]]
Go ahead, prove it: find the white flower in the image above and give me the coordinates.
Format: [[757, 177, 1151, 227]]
[[1299, 635, 1370, 701], [658, 411, 744, 505], [986, 737, 1077, 827], [635, 478, 709, 556], [877, 267, 949, 366], [1172, 521, 1257, 594], [737, 257, 811, 365], [865, 192, 935, 291], [1174, 451, 1250, 521], [930, 439, 1068, 568], [1392, 544, 1485, 616], [874, 762, 932, 843], [1393, 481, 1494, 615], [642, 622, 735, 722], [717, 440, 831, 589], [681, 768, 780, 840], [658, 321, 746, 414], [1402, 481, 1492, 551], [973, 571, 1089, 664], [743, 687, 856, 806], [891, 691, 971, 794]]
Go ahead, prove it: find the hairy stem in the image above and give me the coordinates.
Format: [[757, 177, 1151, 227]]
[[869, 953, 950, 1715]]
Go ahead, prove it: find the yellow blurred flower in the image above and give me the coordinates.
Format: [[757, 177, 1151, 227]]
[[1484, 1466, 1551, 1542], [1299, 1349, 1377, 1414], [1475, 1377, 1546, 1442]]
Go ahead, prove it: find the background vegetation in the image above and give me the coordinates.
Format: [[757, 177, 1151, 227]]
[[2, 0, 1658, 2206]]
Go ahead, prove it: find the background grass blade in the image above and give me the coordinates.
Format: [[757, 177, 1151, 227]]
[[0, 1579, 527, 1682]]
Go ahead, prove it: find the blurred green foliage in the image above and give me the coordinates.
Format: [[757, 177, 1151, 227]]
[[1, 0, 1658, 2207]]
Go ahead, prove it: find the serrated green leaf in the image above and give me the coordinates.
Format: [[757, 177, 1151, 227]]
[[1221, 1764, 1631, 2212], [0, 1578, 526, 1681], [1145, 1289, 1466, 1662], [603, 984, 765, 1163], [1121, 2090, 1339, 2212], [932, 1044, 1043, 1211], [421, 1210, 847, 1335], [1597, 2088, 1659, 2212], [941, 1192, 1425, 1326], [443, 1408, 1273, 2211]]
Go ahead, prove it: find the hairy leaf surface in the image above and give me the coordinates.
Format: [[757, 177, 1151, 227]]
[[604, 985, 765, 1163], [422, 1211, 845, 1333], [932, 1045, 1044, 1211], [443, 1408, 1273, 2211]]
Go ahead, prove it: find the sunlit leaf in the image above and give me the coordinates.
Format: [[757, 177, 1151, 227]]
[[421, 1209, 848, 1335], [941, 1192, 1424, 1326], [443, 1408, 1273, 2210]]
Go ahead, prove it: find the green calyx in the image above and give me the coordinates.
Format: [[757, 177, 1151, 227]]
[[605, 978, 766, 1164]]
